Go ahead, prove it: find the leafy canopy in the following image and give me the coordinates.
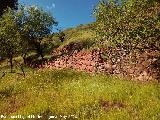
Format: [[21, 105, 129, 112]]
[[94, 0, 160, 51], [0, 8, 21, 57], [16, 6, 58, 58]]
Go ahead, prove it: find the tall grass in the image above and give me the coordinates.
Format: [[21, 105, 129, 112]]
[[0, 69, 159, 120]]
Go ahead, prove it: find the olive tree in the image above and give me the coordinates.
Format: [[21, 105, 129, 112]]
[[23, 6, 57, 59], [0, 6, 57, 72], [15, 6, 33, 64], [0, 8, 21, 72]]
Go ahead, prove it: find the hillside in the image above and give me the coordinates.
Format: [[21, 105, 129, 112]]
[[0, 23, 160, 120], [50, 23, 95, 51], [0, 0, 160, 119]]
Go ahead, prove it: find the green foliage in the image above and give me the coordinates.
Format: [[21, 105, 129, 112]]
[[23, 6, 57, 39], [94, 0, 160, 51], [17, 6, 57, 59], [0, 5, 57, 71], [15, 6, 31, 58], [0, 8, 21, 56], [0, 8, 21, 72]]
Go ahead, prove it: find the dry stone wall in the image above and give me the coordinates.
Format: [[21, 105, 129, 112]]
[[42, 48, 160, 81]]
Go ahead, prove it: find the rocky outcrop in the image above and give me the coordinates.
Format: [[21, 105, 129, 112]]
[[42, 48, 160, 81]]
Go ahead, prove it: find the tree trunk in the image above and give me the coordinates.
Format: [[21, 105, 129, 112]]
[[20, 65, 25, 77], [22, 53, 27, 65], [9, 54, 13, 73], [35, 42, 44, 59], [39, 48, 44, 59]]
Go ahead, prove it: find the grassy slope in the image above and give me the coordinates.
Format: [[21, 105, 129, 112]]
[[0, 69, 159, 120], [51, 23, 96, 50]]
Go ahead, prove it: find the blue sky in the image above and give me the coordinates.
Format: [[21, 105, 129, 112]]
[[19, 0, 99, 30]]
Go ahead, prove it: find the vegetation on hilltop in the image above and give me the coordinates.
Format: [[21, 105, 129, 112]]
[[51, 23, 95, 50]]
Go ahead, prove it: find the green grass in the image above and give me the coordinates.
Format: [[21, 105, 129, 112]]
[[0, 69, 159, 120], [60, 29, 95, 48], [51, 23, 96, 50]]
